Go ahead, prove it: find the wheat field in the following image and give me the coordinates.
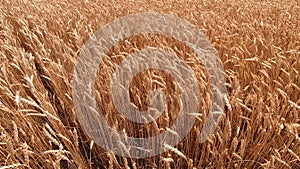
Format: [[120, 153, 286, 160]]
[[0, 0, 299, 168]]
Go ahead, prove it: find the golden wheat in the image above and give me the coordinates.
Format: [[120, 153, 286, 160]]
[[0, 0, 299, 168]]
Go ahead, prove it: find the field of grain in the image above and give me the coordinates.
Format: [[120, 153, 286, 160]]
[[0, 0, 299, 168]]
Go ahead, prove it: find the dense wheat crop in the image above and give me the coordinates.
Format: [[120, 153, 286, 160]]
[[0, 0, 299, 168]]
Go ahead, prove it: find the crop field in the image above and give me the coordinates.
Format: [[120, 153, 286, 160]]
[[0, 0, 299, 168]]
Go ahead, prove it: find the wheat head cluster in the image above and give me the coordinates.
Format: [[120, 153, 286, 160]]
[[0, 0, 299, 168]]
